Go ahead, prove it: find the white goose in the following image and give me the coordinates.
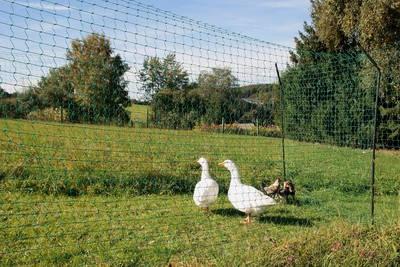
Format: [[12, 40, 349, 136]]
[[193, 157, 219, 211], [218, 159, 276, 223]]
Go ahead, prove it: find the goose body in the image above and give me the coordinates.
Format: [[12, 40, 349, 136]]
[[193, 158, 219, 209], [219, 160, 276, 223], [229, 182, 276, 215]]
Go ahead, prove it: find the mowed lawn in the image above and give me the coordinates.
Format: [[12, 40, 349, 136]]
[[0, 119, 399, 265]]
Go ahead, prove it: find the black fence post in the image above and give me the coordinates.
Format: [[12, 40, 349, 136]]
[[222, 117, 225, 134], [275, 63, 286, 180], [360, 46, 382, 225]]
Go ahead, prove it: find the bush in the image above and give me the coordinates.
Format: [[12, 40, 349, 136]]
[[0, 99, 18, 118], [152, 89, 204, 129], [0, 96, 28, 119], [27, 107, 66, 122]]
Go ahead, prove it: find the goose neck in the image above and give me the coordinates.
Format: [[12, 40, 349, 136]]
[[229, 168, 241, 185], [201, 166, 210, 180]]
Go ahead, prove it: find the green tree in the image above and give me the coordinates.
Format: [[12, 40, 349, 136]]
[[16, 87, 44, 116], [67, 33, 130, 123], [25, 33, 131, 124], [0, 87, 17, 118], [139, 54, 189, 100], [197, 68, 241, 124], [288, 0, 400, 147], [34, 66, 74, 122], [36, 67, 72, 107], [198, 68, 238, 92], [0, 87, 10, 98], [283, 53, 375, 147], [152, 88, 204, 129], [311, 0, 400, 51]]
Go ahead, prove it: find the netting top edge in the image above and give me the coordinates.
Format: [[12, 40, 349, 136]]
[[106, 0, 295, 51]]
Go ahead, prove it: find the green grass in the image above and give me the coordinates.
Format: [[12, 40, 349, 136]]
[[127, 104, 149, 124], [0, 119, 399, 265]]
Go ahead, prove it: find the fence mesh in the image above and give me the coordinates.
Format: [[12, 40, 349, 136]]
[[0, 0, 399, 265]]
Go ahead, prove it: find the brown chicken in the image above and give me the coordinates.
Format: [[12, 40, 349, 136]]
[[280, 180, 296, 202], [264, 177, 281, 198]]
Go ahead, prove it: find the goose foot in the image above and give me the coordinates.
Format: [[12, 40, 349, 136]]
[[241, 214, 252, 224], [202, 207, 209, 213]]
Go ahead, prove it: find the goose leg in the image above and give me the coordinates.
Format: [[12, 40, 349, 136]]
[[241, 214, 251, 224], [246, 214, 251, 224]]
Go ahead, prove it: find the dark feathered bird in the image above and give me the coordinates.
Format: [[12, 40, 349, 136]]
[[264, 177, 281, 198], [280, 180, 295, 202]]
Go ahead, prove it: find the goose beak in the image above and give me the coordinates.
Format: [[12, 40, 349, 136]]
[[218, 162, 224, 167]]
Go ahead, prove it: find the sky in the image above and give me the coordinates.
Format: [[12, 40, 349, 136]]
[[0, 0, 312, 97], [145, 0, 312, 47]]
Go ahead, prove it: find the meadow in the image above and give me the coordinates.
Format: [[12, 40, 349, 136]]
[[0, 118, 399, 265], [128, 104, 150, 127]]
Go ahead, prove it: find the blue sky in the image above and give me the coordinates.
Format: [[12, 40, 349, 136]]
[[145, 0, 311, 47], [0, 0, 311, 96]]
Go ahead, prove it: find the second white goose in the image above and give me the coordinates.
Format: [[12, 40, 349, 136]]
[[218, 159, 276, 223]]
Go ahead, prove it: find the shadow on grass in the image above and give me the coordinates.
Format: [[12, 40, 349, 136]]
[[213, 208, 313, 227], [259, 215, 313, 227], [212, 208, 243, 217]]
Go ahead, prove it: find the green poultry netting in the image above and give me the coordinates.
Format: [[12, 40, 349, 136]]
[[0, 0, 399, 265]]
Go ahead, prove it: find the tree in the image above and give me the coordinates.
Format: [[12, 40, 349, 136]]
[[36, 67, 72, 107], [197, 68, 242, 124], [288, 0, 400, 147], [151, 88, 204, 129], [0, 87, 11, 99], [282, 52, 375, 147], [67, 33, 130, 123], [0, 87, 18, 118], [291, 22, 328, 64], [311, 0, 400, 51], [34, 66, 74, 122], [27, 33, 131, 124], [16, 87, 44, 116], [198, 68, 238, 93], [139, 54, 189, 100]]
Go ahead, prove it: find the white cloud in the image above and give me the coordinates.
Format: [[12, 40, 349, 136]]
[[15, 1, 71, 11]]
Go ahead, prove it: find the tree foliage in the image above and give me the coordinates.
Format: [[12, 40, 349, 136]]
[[0, 87, 21, 118], [287, 0, 400, 147], [0, 87, 11, 99], [139, 54, 189, 100], [36, 67, 72, 108], [66, 33, 130, 123], [10, 33, 131, 124], [283, 53, 375, 147], [197, 68, 242, 124], [141, 54, 276, 129], [311, 0, 400, 51]]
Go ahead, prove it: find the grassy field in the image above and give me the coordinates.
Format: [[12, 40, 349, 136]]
[[0, 119, 399, 265], [127, 104, 149, 125]]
